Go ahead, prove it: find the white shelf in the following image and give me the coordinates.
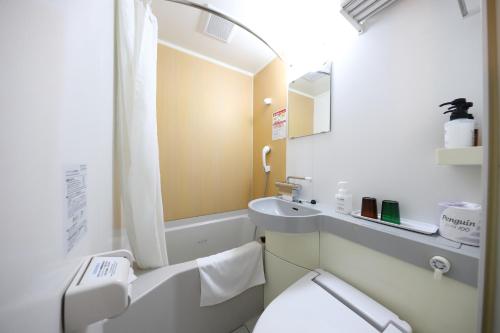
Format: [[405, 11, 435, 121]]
[[435, 146, 483, 166]]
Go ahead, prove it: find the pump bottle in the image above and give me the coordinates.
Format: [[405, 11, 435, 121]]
[[335, 181, 352, 215], [439, 98, 475, 148]]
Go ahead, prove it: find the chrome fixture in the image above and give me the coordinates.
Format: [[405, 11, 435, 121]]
[[286, 176, 312, 183], [275, 176, 312, 202], [340, 0, 400, 33], [274, 181, 301, 202]]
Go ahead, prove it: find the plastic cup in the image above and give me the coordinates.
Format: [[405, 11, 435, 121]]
[[361, 197, 378, 219], [381, 200, 400, 224]]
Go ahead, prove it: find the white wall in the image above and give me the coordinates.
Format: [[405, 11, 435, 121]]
[[288, 0, 483, 223], [285, 0, 483, 331], [313, 91, 331, 133], [0, 1, 115, 332]]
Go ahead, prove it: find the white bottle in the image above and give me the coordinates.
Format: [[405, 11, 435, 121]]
[[335, 181, 352, 214], [440, 98, 476, 148], [444, 119, 475, 148]]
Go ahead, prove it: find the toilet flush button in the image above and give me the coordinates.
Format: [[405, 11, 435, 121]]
[[429, 256, 451, 280]]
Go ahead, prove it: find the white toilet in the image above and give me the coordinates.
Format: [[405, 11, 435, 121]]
[[254, 269, 412, 333]]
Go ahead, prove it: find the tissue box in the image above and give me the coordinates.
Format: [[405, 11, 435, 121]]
[[438, 202, 481, 246]]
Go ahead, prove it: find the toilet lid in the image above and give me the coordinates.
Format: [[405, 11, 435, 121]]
[[254, 271, 408, 333]]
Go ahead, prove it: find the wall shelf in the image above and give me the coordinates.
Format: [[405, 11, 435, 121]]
[[435, 146, 483, 166]]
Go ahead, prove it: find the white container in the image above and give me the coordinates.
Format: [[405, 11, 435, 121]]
[[438, 202, 481, 246], [64, 250, 135, 332], [444, 119, 475, 148], [335, 181, 352, 214]]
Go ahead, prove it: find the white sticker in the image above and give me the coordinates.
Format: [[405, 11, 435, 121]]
[[64, 164, 87, 254], [272, 108, 287, 140], [81, 257, 121, 284]]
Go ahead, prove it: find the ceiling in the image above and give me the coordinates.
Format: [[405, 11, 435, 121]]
[[151, 0, 276, 75], [289, 74, 331, 97], [289, 62, 332, 96]]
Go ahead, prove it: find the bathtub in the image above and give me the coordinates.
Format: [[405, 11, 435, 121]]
[[164, 210, 257, 264], [102, 210, 263, 333]]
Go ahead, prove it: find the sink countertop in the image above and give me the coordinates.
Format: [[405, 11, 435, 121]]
[[300, 199, 480, 259], [251, 197, 480, 286]]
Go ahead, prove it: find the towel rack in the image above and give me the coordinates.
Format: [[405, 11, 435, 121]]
[[340, 0, 400, 33], [457, 0, 469, 17]]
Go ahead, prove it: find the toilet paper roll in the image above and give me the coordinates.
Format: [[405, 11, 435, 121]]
[[438, 202, 481, 247]]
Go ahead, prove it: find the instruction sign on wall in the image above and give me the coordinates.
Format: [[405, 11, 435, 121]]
[[64, 164, 88, 254], [272, 108, 287, 140]]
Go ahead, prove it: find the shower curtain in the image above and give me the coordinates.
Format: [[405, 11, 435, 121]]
[[116, 0, 169, 268]]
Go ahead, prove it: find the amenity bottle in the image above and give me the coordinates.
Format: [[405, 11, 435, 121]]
[[439, 98, 475, 148], [335, 181, 352, 214]]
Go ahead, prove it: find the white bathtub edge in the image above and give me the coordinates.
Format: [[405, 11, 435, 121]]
[[164, 209, 248, 229]]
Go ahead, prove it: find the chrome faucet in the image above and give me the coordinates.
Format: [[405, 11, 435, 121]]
[[286, 176, 312, 183], [275, 176, 312, 202]]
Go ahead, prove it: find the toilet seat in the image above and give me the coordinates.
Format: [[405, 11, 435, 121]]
[[253, 270, 412, 333]]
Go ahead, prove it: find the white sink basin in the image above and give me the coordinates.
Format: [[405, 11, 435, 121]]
[[248, 197, 322, 233]]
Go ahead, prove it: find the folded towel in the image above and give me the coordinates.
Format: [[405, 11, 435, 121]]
[[196, 241, 266, 307]]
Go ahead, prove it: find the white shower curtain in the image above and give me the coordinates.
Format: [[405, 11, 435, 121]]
[[116, 0, 169, 268]]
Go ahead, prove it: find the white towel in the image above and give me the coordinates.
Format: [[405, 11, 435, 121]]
[[196, 241, 266, 307]]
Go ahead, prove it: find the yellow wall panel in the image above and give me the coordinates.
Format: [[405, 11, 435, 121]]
[[288, 91, 314, 138], [252, 58, 287, 198], [156, 44, 253, 221]]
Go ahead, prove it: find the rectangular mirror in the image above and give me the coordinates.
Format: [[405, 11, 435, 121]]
[[288, 62, 332, 138]]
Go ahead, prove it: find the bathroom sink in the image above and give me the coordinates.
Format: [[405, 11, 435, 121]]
[[248, 197, 321, 233]]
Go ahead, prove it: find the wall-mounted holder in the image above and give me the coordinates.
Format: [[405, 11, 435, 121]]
[[64, 249, 135, 332], [456, 0, 481, 18], [457, 0, 469, 17], [435, 146, 483, 166], [430, 255, 451, 280]]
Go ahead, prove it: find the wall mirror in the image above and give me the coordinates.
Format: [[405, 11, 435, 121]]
[[288, 62, 332, 138]]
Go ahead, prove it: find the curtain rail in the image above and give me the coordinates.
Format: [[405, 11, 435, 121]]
[[160, 0, 282, 60]]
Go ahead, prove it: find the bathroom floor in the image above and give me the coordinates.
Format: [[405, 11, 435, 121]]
[[231, 314, 260, 333]]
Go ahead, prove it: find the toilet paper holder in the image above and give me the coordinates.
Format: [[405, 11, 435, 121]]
[[64, 249, 135, 332]]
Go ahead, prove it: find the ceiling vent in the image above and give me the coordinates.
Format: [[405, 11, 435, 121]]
[[302, 63, 331, 82], [200, 12, 236, 43], [302, 72, 327, 82], [341, 0, 400, 33]]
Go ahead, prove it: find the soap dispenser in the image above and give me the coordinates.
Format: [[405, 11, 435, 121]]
[[335, 181, 352, 214], [439, 98, 475, 148]]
